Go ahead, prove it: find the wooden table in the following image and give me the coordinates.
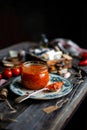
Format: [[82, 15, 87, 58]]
[[0, 42, 87, 130]]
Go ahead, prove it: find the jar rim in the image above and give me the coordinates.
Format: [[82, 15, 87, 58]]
[[22, 61, 48, 70]]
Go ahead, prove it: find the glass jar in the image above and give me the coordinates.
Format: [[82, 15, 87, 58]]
[[21, 61, 49, 90]]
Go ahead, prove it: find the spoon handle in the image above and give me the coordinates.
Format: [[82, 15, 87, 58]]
[[15, 88, 47, 103]]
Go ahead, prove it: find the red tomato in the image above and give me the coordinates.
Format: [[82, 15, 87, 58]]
[[3, 68, 12, 79], [78, 60, 87, 66], [0, 73, 2, 79], [12, 67, 21, 76]]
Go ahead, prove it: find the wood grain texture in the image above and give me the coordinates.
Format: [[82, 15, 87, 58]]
[[0, 42, 87, 130]]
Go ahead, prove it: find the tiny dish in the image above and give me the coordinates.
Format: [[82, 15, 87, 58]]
[[2, 56, 22, 67]]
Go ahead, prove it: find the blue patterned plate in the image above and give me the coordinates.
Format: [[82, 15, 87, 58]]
[[9, 74, 72, 100]]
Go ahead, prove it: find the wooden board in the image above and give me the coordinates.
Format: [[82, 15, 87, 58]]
[[0, 42, 87, 130]]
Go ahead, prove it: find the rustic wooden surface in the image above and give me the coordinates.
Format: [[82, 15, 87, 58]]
[[0, 42, 87, 130]]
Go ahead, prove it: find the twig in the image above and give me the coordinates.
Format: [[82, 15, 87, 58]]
[[67, 79, 84, 104], [0, 113, 18, 122], [5, 99, 17, 113], [56, 98, 69, 108], [43, 70, 84, 113]]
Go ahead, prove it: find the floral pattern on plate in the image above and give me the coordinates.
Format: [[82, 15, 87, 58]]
[[9, 74, 72, 100]]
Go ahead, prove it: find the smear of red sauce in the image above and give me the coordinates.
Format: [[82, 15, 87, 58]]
[[46, 82, 64, 91]]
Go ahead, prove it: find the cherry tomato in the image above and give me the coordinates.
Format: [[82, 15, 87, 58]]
[[0, 73, 2, 79], [12, 67, 21, 76], [78, 59, 87, 66], [3, 68, 12, 79]]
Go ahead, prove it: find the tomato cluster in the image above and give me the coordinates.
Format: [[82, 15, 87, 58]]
[[0, 66, 21, 79]]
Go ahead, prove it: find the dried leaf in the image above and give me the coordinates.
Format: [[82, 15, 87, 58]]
[[43, 105, 59, 114]]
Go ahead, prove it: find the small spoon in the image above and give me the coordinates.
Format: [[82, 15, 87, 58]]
[[15, 87, 48, 103], [15, 81, 64, 103]]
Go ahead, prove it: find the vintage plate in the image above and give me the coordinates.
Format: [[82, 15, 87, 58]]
[[9, 74, 72, 100]]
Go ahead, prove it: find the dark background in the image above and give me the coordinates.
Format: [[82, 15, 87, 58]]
[[0, 1, 87, 49], [0, 1, 87, 130]]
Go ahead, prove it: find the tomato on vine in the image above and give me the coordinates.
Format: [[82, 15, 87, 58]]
[[12, 66, 21, 76], [3, 68, 12, 79]]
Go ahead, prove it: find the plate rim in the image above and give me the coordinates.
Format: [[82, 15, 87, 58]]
[[10, 74, 72, 100]]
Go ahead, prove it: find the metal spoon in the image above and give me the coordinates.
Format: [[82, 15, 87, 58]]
[[15, 82, 63, 103], [15, 87, 48, 103]]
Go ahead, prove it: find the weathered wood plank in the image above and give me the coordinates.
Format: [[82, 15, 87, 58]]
[[0, 42, 87, 130]]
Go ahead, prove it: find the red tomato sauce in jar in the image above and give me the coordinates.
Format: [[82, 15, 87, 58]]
[[21, 61, 49, 90]]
